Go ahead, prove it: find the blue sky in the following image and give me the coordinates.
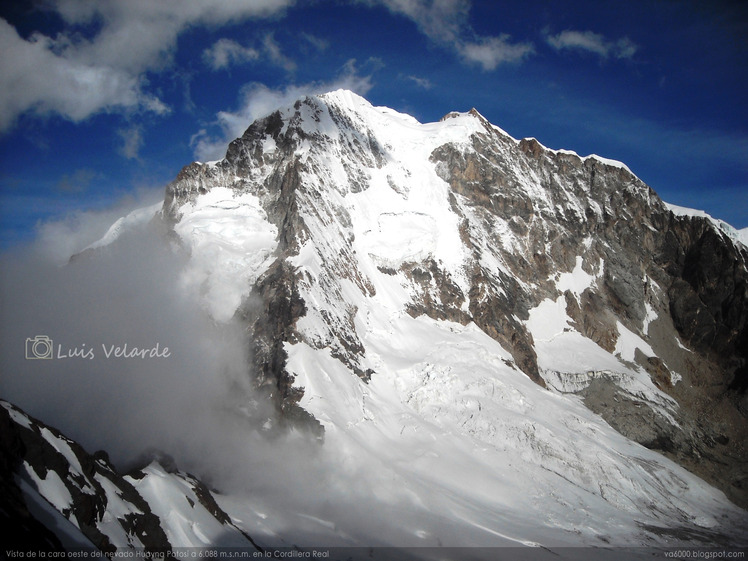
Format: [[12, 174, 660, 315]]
[[1, 0, 746, 248]]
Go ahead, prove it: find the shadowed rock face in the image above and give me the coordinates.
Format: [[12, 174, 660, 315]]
[[660, 219, 748, 378], [161, 93, 747, 507]]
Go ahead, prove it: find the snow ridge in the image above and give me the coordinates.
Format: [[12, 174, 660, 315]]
[[666, 202, 748, 248]]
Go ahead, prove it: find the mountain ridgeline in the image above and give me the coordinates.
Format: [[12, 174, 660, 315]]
[[162, 90, 748, 508]]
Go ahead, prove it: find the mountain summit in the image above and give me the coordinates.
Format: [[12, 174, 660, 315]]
[[164, 89, 747, 503], [7, 90, 748, 550]]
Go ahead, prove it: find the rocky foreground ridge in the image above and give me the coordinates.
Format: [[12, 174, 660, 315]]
[[0, 400, 261, 550]]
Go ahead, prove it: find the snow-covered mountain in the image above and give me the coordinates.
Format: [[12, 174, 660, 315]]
[[4, 90, 747, 553]]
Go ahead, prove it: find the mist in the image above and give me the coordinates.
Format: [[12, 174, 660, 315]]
[[1, 199, 320, 488]]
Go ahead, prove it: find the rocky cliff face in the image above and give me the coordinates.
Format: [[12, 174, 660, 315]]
[[160, 90, 747, 510]]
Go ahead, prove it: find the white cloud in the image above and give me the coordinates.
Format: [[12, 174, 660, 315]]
[[0, 0, 294, 132], [406, 75, 433, 89], [262, 33, 297, 72], [364, 0, 532, 70], [546, 30, 608, 57], [301, 33, 330, 52], [0, 19, 165, 132], [373, 0, 470, 44], [203, 39, 260, 70], [458, 35, 534, 70], [546, 30, 638, 60], [203, 33, 298, 73], [613, 37, 638, 59], [192, 59, 375, 162], [117, 125, 144, 160]]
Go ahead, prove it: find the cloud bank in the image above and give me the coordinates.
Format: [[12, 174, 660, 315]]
[[0, 215, 250, 466]]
